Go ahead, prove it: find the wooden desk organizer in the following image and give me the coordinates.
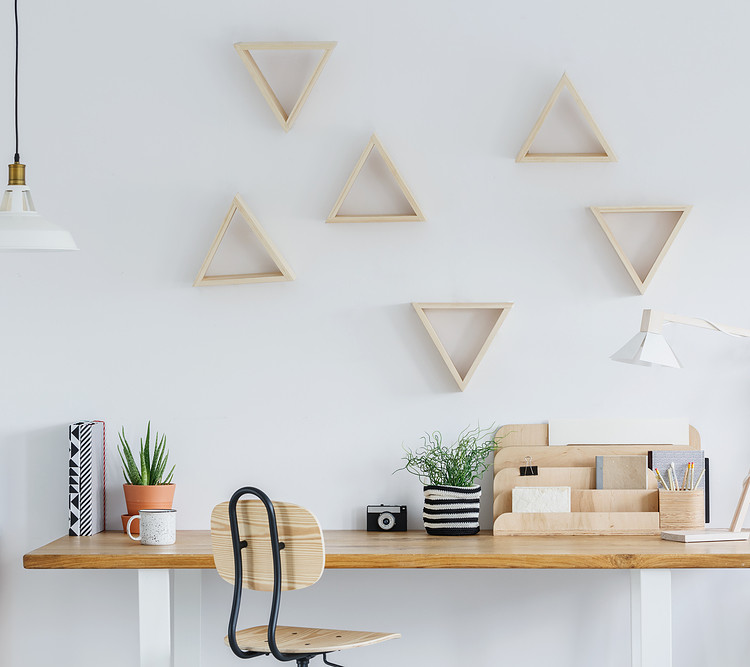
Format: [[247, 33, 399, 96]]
[[659, 490, 705, 530], [492, 423, 702, 536]]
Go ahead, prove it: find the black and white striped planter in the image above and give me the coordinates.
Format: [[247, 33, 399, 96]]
[[423, 485, 481, 536]]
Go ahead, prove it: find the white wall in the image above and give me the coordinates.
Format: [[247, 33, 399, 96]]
[[3, 1, 750, 665]]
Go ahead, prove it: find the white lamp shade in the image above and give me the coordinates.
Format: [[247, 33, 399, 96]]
[[611, 331, 682, 368], [0, 184, 77, 251], [0, 211, 78, 250]]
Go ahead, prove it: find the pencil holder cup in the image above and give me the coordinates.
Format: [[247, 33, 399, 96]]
[[658, 490, 705, 530]]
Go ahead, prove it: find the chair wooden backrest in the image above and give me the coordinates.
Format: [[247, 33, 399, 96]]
[[211, 498, 325, 592]]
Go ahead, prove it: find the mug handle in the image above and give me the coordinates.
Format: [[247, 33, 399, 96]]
[[126, 515, 141, 541]]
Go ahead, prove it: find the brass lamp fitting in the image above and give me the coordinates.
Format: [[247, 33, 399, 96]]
[[8, 162, 26, 185]]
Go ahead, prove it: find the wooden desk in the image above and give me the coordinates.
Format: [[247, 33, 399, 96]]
[[25, 531, 750, 667], [24, 529, 750, 569]]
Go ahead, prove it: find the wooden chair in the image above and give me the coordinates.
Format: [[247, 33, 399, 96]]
[[211, 487, 400, 666]]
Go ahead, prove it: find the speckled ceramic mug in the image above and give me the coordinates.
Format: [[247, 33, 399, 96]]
[[127, 509, 176, 545]]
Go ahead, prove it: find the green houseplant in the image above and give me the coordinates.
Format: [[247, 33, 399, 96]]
[[396, 424, 498, 535], [118, 422, 175, 533]]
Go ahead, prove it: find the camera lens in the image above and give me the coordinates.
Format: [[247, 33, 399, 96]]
[[377, 512, 395, 530]]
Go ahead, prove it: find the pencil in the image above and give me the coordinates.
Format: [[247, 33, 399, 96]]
[[681, 465, 690, 491], [693, 468, 705, 490]]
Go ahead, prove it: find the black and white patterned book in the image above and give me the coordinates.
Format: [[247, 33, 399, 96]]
[[68, 421, 105, 536]]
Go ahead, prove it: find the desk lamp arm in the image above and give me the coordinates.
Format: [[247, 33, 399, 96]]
[[641, 309, 750, 338], [729, 471, 750, 533]]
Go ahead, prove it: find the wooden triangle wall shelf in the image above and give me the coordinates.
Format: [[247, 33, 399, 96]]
[[234, 41, 337, 132], [412, 303, 513, 391], [590, 205, 692, 294], [326, 134, 425, 223], [516, 73, 616, 163], [194, 194, 295, 286]]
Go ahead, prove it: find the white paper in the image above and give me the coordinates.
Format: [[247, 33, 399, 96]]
[[548, 418, 689, 447]]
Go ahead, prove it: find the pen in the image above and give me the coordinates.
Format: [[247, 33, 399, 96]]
[[693, 468, 705, 490]]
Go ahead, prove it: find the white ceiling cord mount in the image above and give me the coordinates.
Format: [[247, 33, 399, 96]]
[[0, 0, 77, 251], [611, 309, 750, 369]]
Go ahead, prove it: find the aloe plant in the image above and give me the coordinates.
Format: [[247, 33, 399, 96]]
[[118, 422, 175, 486]]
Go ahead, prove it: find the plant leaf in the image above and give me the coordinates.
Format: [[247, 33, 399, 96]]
[[143, 422, 152, 484], [140, 444, 149, 486], [163, 465, 175, 485], [118, 428, 141, 485]]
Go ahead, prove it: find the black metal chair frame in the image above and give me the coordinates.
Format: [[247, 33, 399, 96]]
[[226, 487, 343, 667]]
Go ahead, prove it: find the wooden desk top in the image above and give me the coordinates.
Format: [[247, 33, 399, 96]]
[[22, 530, 750, 570]]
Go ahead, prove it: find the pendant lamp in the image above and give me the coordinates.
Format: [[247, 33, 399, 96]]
[[0, 0, 77, 251]]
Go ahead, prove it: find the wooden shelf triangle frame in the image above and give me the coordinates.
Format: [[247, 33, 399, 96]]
[[590, 205, 692, 294], [194, 194, 295, 286], [516, 73, 616, 162], [234, 41, 337, 132], [412, 303, 513, 391], [326, 134, 425, 223]]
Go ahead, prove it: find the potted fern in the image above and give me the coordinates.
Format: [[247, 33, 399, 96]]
[[396, 424, 498, 535], [118, 422, 175, 533]]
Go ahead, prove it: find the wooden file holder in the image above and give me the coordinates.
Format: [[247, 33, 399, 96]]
[[492, 423, 702, 536]]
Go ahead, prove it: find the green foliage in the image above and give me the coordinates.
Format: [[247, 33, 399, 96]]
[[117, 422, 175, 486], [395, 424, 499, 487]]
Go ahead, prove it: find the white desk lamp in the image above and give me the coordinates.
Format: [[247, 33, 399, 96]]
[[611, 309, 750, 368], [612, 308, 750, 541]]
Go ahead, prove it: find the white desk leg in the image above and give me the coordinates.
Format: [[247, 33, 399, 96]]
[[138, 569, 172, 667], [173, 570, 202, 667], [631, 569, 672, 667]]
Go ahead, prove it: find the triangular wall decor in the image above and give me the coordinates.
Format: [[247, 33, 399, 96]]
[[327, 134, 425, 223], [234, 41, 336, 132], [194, 194, 295, 286], [516, 73, 616, 162], [590, 205, 692, 294], [412, 302, 513, 391]]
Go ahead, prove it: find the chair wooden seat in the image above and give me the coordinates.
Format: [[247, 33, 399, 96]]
[[212, 488, 400, 665], [225, 625, 400, 654]]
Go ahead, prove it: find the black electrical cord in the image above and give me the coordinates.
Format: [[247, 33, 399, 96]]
[[14, 0, 20, 163]]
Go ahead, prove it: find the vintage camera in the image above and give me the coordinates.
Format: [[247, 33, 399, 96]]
[[367, 504, 407, 531]]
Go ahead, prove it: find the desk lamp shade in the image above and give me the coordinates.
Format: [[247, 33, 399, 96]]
[[0, 0, 77, 251], [610, 331, 681, 369]]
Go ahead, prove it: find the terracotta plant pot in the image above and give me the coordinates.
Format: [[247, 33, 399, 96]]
[[123, 483, 176, 517]]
